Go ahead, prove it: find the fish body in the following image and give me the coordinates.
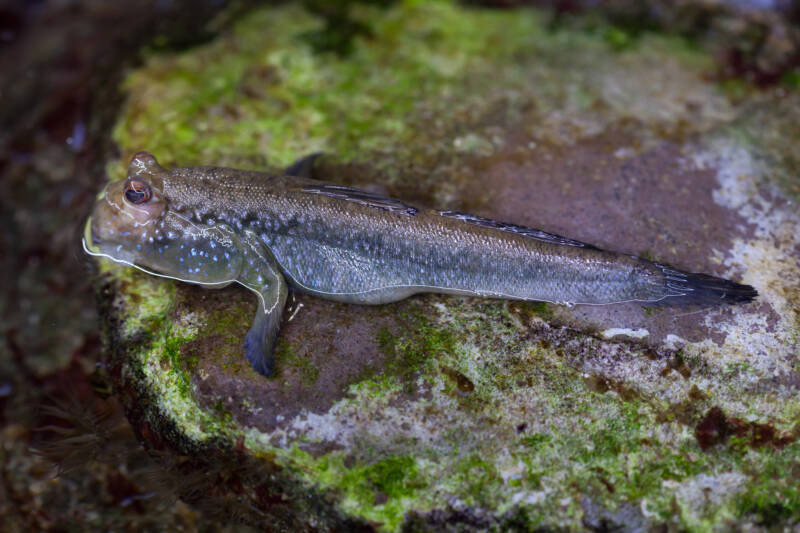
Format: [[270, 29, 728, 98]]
[[86, 152, 757, 377]]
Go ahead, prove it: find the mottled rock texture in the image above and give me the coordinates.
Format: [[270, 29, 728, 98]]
[[95, 1, 800, 531]]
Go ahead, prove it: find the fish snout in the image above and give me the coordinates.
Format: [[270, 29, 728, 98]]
[[90, 226, 103, 246]]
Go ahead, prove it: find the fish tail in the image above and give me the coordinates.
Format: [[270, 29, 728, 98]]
[[656, 263, 758, 305]]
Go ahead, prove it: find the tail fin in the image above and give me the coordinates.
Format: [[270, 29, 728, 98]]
[[657, 264, 757, 305]]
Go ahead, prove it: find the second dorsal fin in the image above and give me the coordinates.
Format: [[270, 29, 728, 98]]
[[438, 210, 599, 248]]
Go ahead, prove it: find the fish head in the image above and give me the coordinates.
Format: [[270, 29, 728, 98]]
[[87, 151, 168, 262], [84, 151, 243, 285]]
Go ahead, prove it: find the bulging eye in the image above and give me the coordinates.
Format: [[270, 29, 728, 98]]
[[124, 179, 151, 204]]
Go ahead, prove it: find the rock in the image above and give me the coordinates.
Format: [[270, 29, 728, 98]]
[[94, 2, 800, 530]]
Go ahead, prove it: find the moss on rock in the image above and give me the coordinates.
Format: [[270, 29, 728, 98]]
[[95, 0, 800, 530]]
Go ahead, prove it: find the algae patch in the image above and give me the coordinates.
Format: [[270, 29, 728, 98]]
[[112, 0, 726, 180], [685, 132, 800, 427], [131, 299, 246, 443], [375, 310, 457, 392], [264, 293, 800, 529], [325, 453, 426, 529], [273, 340, 320, 385]]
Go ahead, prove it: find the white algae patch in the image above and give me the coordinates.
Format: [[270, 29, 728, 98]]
[[601, 327, 649, 339], [686, 139, 800, 426], [665, 472, 747, 527]]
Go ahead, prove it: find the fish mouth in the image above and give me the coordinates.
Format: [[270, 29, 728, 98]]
[[82, 216, 102, 254]]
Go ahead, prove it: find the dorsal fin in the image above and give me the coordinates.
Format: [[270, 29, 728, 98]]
[[283, 153, 323, 179], [301, 184, 418, 216], [438, 210, 599, 249]]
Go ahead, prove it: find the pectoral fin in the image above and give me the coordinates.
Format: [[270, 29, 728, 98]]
[[242, 278, 287, 377], [239, 231, 288, 378]]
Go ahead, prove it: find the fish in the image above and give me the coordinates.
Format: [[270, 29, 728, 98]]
[[84, 151, 757, 378]]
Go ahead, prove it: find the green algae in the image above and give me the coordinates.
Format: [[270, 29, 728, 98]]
[[105, 267, 175, 339], [135, 310, 241, 441], [273, 340, 320, 384], [260, 300, 703, 528], [161, 334, 196, 397], [284, 296, 798, 529], [735, 442, 800, 525], [112, 0, 725, 182], [294, 450, 425, 530], [347, 454, 426, 526], [117, 0, 555, 169], [520, 433, 550, 451], [730, 97, 800, 201], [205, 305, 250, 344], [103, 265, 249, 444], [240, 290, 800, 530], [376, 310, 457, 392], [510, 301, 553, 322], [782, 70, 800, 90]]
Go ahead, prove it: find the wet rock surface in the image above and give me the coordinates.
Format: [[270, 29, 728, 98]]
[[23, 0, 800, 531]]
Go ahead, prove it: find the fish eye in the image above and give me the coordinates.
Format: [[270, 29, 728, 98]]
[[124, 179, 151, 204]]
